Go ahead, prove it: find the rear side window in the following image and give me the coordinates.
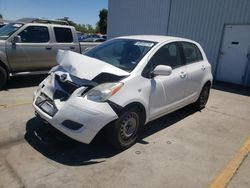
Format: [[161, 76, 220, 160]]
[[19, 26, 49, 43], [182, 42, 203, 64], [54, 27, 73, 43]]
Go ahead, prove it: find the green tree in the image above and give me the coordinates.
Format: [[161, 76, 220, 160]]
[[0, 14, 2, 19], [58, 17, 95, 33], [96, 9, 108, 34]]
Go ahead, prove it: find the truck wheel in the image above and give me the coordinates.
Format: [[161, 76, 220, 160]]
[[0, 66, 7, 90], [194, 83, 211, 110], [106, 107, 142, 150]]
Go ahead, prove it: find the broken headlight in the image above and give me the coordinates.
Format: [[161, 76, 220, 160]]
[[84, 82, 124, 102]]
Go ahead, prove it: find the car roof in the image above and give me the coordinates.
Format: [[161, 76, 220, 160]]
[[117, 35, 193, 43], [14, 18, 70, 27]]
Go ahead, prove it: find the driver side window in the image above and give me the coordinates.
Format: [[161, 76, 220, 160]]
[[18, 26, 50, 43], [142, 42, 182, 78]]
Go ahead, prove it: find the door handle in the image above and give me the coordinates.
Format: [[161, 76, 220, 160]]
[[180, 72, 186, 79], [70, 46, 75, 50], [201, 65, 206, 71], [45, 46, 52, 50]]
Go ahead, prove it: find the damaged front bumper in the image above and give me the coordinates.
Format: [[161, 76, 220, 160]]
[[32, 72, 119, 144]]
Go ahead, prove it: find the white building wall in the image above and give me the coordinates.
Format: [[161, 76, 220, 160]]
[[107, 0, 171, 38], [108, 0, 250, 76], [168, 0, 250, 74]]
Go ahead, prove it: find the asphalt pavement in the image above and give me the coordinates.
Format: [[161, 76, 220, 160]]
[[0, 76, 249, 188]]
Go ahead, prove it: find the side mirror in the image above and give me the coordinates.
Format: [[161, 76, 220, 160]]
[[152, 65, 172, 77], [12, 35, 21, 44]]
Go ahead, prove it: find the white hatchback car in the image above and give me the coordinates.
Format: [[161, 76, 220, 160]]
[[33, 35, 213, 149]]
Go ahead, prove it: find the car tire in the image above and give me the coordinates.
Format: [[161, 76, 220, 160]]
[[0, 66, 7, 90], [194, 83, 211, 110], [106, 107, 142, 150]]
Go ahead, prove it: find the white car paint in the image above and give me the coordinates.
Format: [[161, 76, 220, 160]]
[[33, 35, 213, 144], [56, 50, 129, 80]]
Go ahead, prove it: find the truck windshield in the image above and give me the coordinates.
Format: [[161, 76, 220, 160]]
[[0, 23, 23, 40], [85, 39, 156, 72]]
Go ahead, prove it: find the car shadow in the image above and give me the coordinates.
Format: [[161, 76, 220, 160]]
[[212, 81, 250, 96], [3, 74, 47, 90], [24, 104, 198, 166]]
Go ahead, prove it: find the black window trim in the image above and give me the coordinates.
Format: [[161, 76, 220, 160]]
[[180, 41, 204, 65], [141, 41, 185, 78]]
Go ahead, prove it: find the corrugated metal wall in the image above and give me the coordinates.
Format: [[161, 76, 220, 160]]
[[168, 0, 250, 74], [108, 0, 250, 75], [107, 0, 171, 38]]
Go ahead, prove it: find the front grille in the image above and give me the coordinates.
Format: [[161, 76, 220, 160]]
[[35, 92, 53, 105], [53, 90, 69, 101], [35, 93, 58, 117], [55, 74, 80, 94]]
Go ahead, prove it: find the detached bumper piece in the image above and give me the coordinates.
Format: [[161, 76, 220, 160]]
[[35, 93, 58, 117]]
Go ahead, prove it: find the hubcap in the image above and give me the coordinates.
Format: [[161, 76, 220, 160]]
[[120, 112, 139, 141]]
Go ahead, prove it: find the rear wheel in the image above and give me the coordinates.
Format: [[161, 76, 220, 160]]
[[107, 107, 142, 150], [194, 83, 211, 110], [0, 66, 7, 90]]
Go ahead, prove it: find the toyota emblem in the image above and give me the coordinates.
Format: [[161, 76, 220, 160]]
[[60, 74, 67, 82]]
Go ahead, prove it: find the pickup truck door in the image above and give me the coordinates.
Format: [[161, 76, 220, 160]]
[[6, 25, 54, 72], [49, 26, 80, 66]]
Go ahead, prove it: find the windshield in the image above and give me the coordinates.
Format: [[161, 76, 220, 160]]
[[85, 39, 156, 72], [0, 23, 23, 40]]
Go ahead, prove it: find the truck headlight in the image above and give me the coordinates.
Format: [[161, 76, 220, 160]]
[[85, 82, 124, 102]]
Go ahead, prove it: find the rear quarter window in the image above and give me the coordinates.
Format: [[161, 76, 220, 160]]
[[182, 42, 203, 64]]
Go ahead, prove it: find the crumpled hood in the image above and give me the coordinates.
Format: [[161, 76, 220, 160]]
[[56, 50, 129, 80]]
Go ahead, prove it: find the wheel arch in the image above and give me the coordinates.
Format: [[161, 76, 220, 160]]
[[108, 100, 147, 125], [96, 101, 147, 140], [200, 78, 212, 93], [204, 80, 212, 87], [122, 102, 147, 126]]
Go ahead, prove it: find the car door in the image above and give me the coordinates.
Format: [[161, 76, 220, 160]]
[[144, 42, 188, 119], [181, 42, 206, 101], [6, 25, 53, 72]]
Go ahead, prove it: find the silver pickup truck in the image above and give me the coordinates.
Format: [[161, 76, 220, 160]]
[[0, 18, 99, 89]]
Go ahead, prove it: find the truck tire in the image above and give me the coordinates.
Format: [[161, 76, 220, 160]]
[[0, 66, 7, 90]]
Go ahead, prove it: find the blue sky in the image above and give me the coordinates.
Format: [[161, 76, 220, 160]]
[[0, 0, 108, 26]]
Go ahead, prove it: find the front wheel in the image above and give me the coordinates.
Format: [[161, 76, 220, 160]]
[[194, 83, 211, 110], [106, 107, 142, 150]]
